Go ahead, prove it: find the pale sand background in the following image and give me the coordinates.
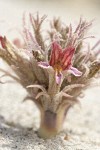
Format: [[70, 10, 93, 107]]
[[0, 0, 100, 149]]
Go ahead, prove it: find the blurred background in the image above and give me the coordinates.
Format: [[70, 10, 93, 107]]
[[0, 0, 100, 35], [0, 0, 100, 134]]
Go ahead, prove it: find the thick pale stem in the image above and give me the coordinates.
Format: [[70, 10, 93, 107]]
[[38, 104, 70, 139], [48, 75, 58, 97]]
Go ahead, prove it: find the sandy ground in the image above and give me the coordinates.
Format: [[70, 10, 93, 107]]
[[0, 0, 100, 149]]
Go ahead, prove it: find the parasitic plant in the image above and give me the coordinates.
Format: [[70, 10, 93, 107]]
[[0, 13, 100, 139]]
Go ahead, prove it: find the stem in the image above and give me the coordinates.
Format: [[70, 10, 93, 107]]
[[48, 71, 62, 98], [38, 104, 70, 139]]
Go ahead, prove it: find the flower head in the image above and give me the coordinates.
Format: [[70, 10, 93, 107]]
[[0, 36, 7, 49], [39, 41, 82, 84]]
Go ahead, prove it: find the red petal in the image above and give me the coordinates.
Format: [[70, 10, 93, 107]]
[[0, 36, 7, 49], [49, 41, 62, 66], [61, 46, 75, 70]]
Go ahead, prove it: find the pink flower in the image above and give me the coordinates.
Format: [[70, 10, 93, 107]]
[[13, 38, 25, 48], [39, 42, 82, 84], [0, 36, 7, 49]]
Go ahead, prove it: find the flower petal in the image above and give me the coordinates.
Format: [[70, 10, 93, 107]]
[[38, 61, 55, 76], [0, 36, 7, 49], [61, 46, 75, 70], [38, 62, 50, 68], [49, 41, 62, 66], [69, 66, 82, 76], [55, 72, 63, 84]]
